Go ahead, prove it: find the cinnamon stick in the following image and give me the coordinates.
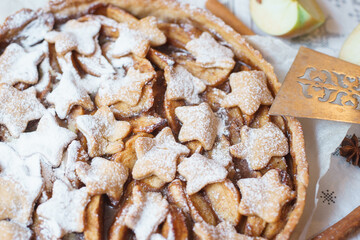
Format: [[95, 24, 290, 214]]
[[312, 206, 360, 240], [205, 0, 255, 35]]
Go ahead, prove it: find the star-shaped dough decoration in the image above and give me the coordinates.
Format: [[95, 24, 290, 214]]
[[45, 19, 101, 55], [0, 143, 43, 225], [54, 140, 89, 188], [133, 16, 166, 46], [194, 221, 264, 240], [111, 26, 149, 58], [111, 16, 166, 58], [17, 11, 55, 48], [208, 136, 232, 168], [46, 69, 94, 119], [9, 112, 77, 167], [125, 186, 169, 240], [76, 42, 115, 77], [95, 67, 155, 107], [0, 221, 32, 240], [230, 122, 289, 170], [237, 169, 296, 223], [185, 32, 235, 69], [103, 43, 135, 74], [0, 43, 45, 86], [36, 180, 90, 238], [56, 51, 107, 95], [221, 71, 274, 115], [76, 157, 129, 203], [0, 84, 46, 137], [178, 153, 227, 195], [76, 106, 131, 157], [132, 127, 190, 182], [165, 65, 206, 104], [175, 102, 218, 150]]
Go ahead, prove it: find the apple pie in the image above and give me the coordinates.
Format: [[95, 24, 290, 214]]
[[0, 0, 308, 239]]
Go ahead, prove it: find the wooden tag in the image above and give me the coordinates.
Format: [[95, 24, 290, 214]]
[[269, 47, 360, 124]]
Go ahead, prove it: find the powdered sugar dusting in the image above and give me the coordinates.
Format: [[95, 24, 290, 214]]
[[104, 46, 134, 76], [0, 143, 43, 225], [0, 43, 45, 86], [176, 103, 218, 150], [0, 84, 46, 137], [46, 68, 94, 119], [125, 187, 169, 240], [185, 32, 235, 69], [194, 221, 259, 240], [177, 153, 227, 195], [76, 106, 131, 157], [57, 52, 108, 95], [222, 71, 274, 115], [45, 19, 100, 55], [34, 42, 52, 93], [150, 233, 167, 240], [39, 157, 57, 199], [111, 24, 149, 58], [111, 16, 166, 58], [230, 122, 289, 170], [208, 136, 232, 168], [9, 112, 77, 167], [84, 14, 119, 29], [165, 65, 206, 104], [215, 108, 230, 137], [109, 55, 134, 73], [2, 9, 37, 32], [36, 180, 90, 238], [54, 141, 88, 189], [18, 12, 54, 48], [96, 67, 155, 107], [75, 157, 128, 203], [76, 42, 115, 77], [132, 127, 190, 182], [137, 16, 166, 46], [237, 169, 295, 223], [0, 220, 32, 240], [81, 73, 108, 95]]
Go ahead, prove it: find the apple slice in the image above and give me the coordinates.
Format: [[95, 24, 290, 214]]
[[340, 24, 360, 65], [250, 0, 325, 38]]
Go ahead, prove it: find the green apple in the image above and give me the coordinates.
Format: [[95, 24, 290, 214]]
[[340, 24, 360, 65], [250, 0, 325, 38]]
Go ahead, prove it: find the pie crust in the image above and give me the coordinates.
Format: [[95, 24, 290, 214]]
[[0, 0, 308, 239]]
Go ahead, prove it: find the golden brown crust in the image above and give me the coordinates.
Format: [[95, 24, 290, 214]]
[[0, 0, 308, 238], [47, 0, 281, 91], [0, 9, 37, 47], [0, 9, 55, 49], [276, 118, 308, 240]]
